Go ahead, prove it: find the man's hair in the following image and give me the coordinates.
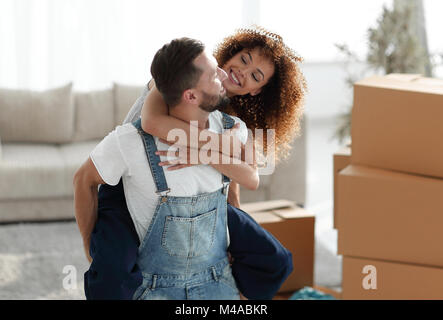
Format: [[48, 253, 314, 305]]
[[150, 37, 205, 107]]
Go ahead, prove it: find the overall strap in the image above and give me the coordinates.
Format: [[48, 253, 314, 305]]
[[132, 118, 170, 197], [221, 111, 235, 130], [220, 112, 235, 188]]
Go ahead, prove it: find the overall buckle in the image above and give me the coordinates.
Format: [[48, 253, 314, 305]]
[[157, 189, 171, 203]]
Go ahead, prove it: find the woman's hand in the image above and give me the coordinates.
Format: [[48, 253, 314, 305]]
[[156, 145, 199, 171], [155, 122, 243, 171], [156, 144, 233, 171], [156, 134, 258, 190]]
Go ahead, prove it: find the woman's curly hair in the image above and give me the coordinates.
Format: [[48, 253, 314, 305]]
[[214, 26, 307, 163]]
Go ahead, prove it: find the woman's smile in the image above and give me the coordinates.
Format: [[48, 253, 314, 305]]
[[228, 69, 242, 87]]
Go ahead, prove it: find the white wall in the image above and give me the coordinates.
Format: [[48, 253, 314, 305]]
[[259, 0, 394, 63], [301, 61, 366, 119], [0, 0, 441, 118]]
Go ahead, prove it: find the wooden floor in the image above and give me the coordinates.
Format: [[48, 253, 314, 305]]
[[273, 286, 342, 300]]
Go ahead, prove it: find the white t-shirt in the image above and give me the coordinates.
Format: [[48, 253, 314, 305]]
[[90, 110, 248, 242]]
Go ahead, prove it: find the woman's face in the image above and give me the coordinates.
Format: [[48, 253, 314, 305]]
[[222, 47, 275, 97]]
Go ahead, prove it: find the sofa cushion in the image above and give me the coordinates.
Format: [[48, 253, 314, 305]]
[[113, 83, 145, 126], [72, 89, 114, 142], [59, 140, 100, 194], [0, 144, 67, 200], [0, 197, 75, 222], [0, 83, 74, 143], [0, 140, 99, 200]]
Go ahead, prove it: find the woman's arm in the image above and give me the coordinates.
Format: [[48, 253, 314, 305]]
[[159, 148, 259, 190], [213, 130, 258, 191], [211, 154, 259, 191], [159, 131, 259, 191], [141, 84, 242, 158]]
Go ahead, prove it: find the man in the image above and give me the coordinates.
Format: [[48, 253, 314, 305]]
[[76, 37, 252, 299], [75, 38, 293, 300]]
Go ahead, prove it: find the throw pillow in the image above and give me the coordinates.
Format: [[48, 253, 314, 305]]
[[113, 82, 145, 126], [72, 89, 114, 142], [0, 83, 74, 143]]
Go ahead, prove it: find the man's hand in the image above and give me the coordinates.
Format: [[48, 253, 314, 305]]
[[83, 240, 93, 264]]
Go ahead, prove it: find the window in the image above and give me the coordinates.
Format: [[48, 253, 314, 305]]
[[0, 0, 244, 90]]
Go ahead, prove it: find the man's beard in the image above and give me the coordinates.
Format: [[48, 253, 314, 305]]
[[198, 90, 230, 112]]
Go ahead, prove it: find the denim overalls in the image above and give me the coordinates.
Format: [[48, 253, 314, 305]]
[[131, 115, 240, 300], [85, 111, 293, 300]]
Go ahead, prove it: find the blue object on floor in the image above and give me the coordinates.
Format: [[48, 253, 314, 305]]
[[289, 287, 336, 300]]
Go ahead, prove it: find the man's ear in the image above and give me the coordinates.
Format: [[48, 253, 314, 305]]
[[183, 89, 198, 104], [250, 88, 262, 96]]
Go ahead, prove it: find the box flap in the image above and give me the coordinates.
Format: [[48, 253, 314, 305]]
[[387, 73, 443, 87], [240, 199, 295, 213], [334, 146, 351, 157], [414, 77, 443, 86], [385, 73, 422, 81], [272, 207, 314, 219], [249, 211, 283, 224], [355, 74, 443, 95]]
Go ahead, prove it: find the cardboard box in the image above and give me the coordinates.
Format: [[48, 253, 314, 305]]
[[351, 73, 443, 179], [240, 199, 295, 213], [342, 256, 443, 300], [333, 146, 351, 229], [241, 200, 315, 293], [337, 164, 443, 267]]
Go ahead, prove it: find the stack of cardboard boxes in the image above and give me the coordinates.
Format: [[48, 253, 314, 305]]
[[334, 74, 443, 299]]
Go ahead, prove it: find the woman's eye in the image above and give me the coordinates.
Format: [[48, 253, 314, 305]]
[[252, 74, 259, 82], [241, 56, 247, 64]]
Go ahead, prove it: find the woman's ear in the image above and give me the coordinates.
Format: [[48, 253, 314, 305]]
[[250, 88, 262, 96]]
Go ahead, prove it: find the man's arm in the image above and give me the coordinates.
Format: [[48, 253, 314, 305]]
[[73, 157, 105, 263], [227, 181, 241, 208]]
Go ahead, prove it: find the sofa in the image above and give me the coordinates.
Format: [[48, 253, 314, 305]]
[[0, 83, 306, 223]]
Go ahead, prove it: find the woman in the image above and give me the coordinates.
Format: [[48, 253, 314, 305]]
[[86, 27, 306, 300]]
